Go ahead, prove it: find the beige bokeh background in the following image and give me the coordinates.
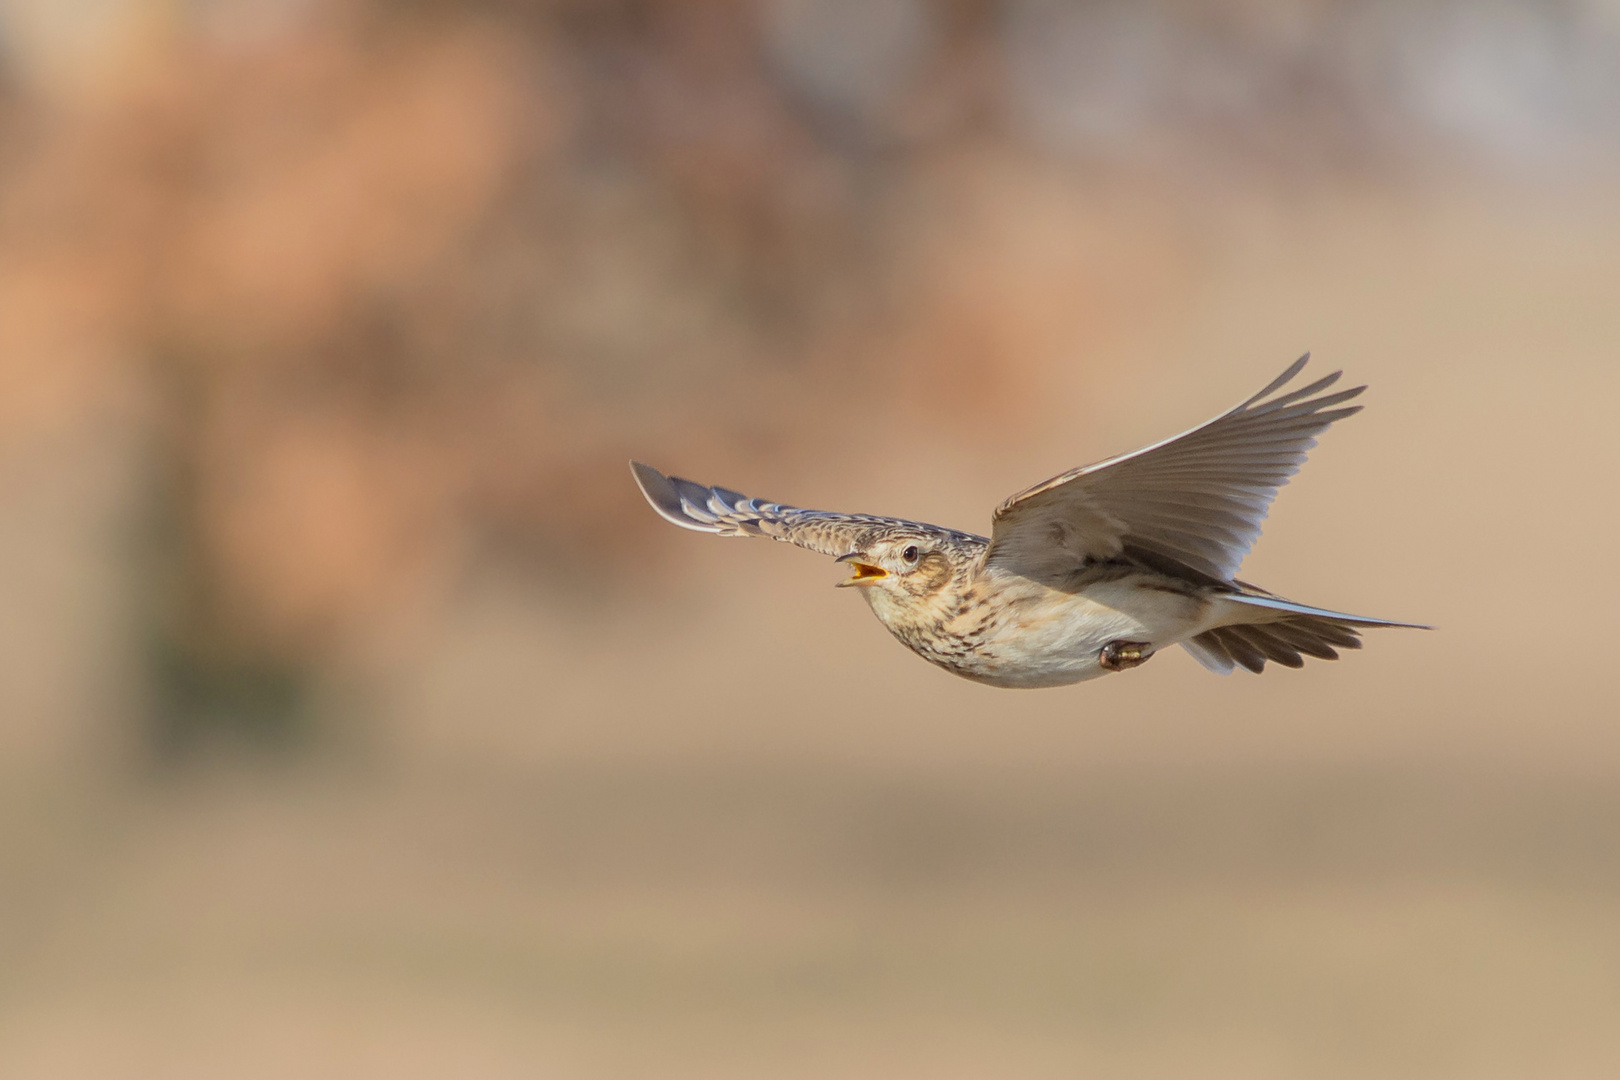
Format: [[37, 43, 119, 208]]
[[1, 2, 1618, 1077]]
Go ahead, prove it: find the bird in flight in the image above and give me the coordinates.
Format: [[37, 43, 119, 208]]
[[632, 356, 1425, 688]]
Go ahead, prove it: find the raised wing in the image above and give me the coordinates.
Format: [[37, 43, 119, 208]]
[[985, 355, 1364, 584], [631, 461, 952, 558]]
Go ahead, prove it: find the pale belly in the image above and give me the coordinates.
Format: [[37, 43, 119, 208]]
[[922, 580, 1211, 689]]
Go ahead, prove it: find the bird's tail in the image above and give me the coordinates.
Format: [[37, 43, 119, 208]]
[[1182, 591, 1429, 675]]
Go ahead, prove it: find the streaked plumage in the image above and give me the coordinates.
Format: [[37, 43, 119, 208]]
[[632, 356, 1425, 688]]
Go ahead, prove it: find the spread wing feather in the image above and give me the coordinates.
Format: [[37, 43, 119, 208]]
[[630, 461, 958, 559], [985, 355, 1364, 584]]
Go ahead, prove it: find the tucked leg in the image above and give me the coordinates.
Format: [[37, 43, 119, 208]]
[[1100, 639, 1154, 671]]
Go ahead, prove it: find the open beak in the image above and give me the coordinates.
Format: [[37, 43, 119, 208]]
[[835, 551, 887, 587]]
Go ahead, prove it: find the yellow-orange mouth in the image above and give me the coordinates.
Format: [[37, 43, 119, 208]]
[[836, 562, 887, 587]]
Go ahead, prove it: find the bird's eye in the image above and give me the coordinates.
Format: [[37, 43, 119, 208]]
[[902, 545, 921, 564]]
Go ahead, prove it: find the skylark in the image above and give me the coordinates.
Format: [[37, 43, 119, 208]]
[[632, 356, 1424, 687]]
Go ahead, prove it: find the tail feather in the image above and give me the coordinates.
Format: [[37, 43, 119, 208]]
[[1180, 633, 1237, 674], [1213, 626, 1272, 673], [1261, 620, 1344, 660], [1183, 616, 1364, 675], [1180, 589, 1422, 675], [1229, 624, 1308, 668], [1215, 590, 1429, 629]]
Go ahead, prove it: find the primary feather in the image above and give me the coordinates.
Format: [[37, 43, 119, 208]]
[[985, 354, 1364, 585], [630, 461, 981, 559]]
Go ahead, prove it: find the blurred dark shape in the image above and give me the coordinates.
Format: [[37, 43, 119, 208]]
[[136, 352, 311, 757]]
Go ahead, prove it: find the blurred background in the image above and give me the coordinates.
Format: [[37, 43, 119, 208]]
[[1, 0, 1618, 1076]]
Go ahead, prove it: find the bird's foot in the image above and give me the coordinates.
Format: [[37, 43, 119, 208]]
[[1100, 640, 1154, 672]]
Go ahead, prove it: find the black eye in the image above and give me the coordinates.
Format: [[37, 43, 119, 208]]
[[902, 545, 921, 564]]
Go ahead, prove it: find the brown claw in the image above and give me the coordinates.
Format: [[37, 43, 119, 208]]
[[1100, 640, 1154, 672]]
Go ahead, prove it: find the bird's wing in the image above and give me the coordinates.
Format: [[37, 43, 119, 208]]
[[984, 355, 1364, 584], [631, 461, 935, 558]]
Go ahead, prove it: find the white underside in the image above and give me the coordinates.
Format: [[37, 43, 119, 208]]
[[864, 568, 1397, 689], [956, 577, 1222, 689]]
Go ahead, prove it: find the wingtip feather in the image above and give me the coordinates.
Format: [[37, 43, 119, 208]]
[[1243, 353, 1312, 407], [630, 460, 721, 532]]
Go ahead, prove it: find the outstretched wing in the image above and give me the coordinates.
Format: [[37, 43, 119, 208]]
[[631, 461, 944, 558], [985, 355, 1364, 584]]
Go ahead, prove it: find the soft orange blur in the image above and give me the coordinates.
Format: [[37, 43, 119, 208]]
[[2, 2, 1618, 1076]]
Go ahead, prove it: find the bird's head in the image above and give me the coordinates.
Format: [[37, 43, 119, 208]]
[[834, 530, 976, 619]]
